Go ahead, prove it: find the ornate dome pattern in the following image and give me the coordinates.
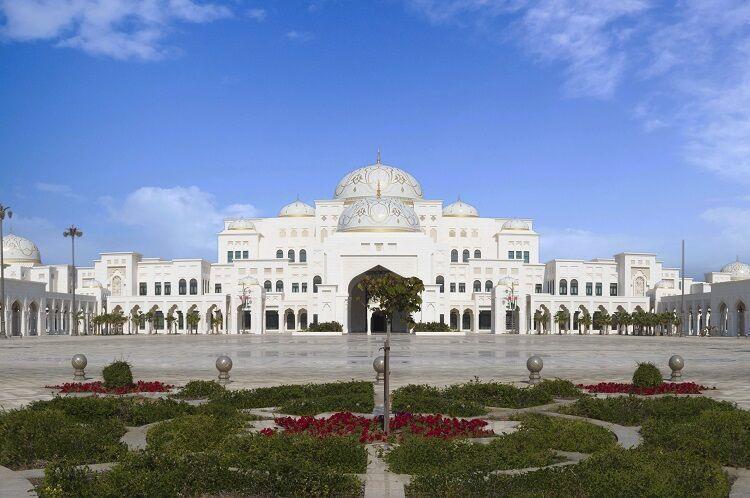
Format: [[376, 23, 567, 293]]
[[721, 259, 750, 280], [443, 199, 479, 217], [227, 219, 256, 231], [337, 197, 420, 232], [501, 219, 530, 231], [335, 163, 423, 201], [2, 234, 41, 264], [279, 199, 315, 217]]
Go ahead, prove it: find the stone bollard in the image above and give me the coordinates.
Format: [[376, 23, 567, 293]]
[[373, 355, 385, 382], [72, 354, 87, 379], [668, 355, 684, 381], [527, 355, 543, 385], [216, 355, 233, 384]]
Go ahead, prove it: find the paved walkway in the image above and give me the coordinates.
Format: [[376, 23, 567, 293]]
[[2, 334, 749, 410]]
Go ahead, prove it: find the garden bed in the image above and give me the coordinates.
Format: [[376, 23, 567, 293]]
[[46, 380, 174, 395], [577, 381, 709, 395]]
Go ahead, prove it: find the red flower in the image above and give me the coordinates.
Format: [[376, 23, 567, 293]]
[[45, 380, 174, 394]]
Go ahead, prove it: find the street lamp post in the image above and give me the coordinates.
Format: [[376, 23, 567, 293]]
[[0, 204, 12, 339], [63, 226, 83, 336], [382, 326, 391, 434]]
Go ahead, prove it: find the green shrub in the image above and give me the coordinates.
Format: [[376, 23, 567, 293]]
[[511, 413, 617, 453], [643, 408, 750, 467], [444, 381, 553, 408], [391, 384, 487, 417], [39, 437, 364, 498], [386, 436, 557, 475], [412, 322, 454, 332], [146, 414, 245, 454], [173, 380, 225, 399], [534, 378, 583, 398], [406, 447, 730, 497], [102, 360, 133, 389], [632, 362, 663, 388], [28, 396, 196, 426], [559, 395, 738, 426], [0, 409, 125, 469], [305, 321, 344, 332], [213, 381, 373, 414]]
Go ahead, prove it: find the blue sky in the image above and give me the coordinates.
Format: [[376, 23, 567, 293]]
[[1, 0, 749, 277]]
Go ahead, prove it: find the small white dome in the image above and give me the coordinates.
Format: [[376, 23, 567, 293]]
[[279, 199, 315, 217], [227, 219, 256, 231], [335, 162, 423, 201], [498, 276, 517, 286], [501, 219, 530, 231], [721, 259, 750, 280], [654, 279, 670, 289], [338, 196, 420, 232], [443, 199, 479, 218], [2, 234, 41, 265]]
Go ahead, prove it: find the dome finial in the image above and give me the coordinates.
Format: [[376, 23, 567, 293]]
[[376, 147, 381, 164]]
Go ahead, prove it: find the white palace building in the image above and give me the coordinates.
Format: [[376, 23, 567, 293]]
[[2, 159, 750, 337]]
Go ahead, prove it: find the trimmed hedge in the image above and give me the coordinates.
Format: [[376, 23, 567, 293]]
[[511, 413, 617, 454], [0, 408, 126, 469], [642, 408, 750, 467], [213, 381, 374, 415], [305, 321, 344, 332], [28, 396, 196, 426], [406, 447, 730, 497], [559, 395, 738, 426], [146, 414, 246, 454], [534, 378, 583, 399], [412, 322, 454, 332], [632, 362, 663, 389], [172, 380, 226, 399], [102, 361, 133, 389], [392, 381, 554, 416]]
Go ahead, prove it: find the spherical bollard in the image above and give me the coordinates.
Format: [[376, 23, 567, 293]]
[[668, 354, 684, 381], [71, 354, 87, 379], [216, 355, 233, 384], [527, 355, 543, 385], [373, 355, 385, 382]]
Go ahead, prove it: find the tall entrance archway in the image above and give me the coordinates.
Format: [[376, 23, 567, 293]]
[[348, 265, 410, 333]]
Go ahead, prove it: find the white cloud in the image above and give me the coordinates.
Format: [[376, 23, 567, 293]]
[[0, 0, 232, 60], [247, 8, 266, 22], [285, 30, 314, 42], [34, 182, 84, 201], [102, 186, 259, 257]]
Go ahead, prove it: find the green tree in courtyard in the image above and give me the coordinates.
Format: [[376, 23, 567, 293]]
[[357, 273, 424, 333]]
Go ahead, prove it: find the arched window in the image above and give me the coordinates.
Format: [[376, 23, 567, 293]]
[[473, 280, 481, 292], [288, 249, 295, 262], [462, 249, 470, 262], [299, 249, 307, 262], [474, 249, 481, 259], [276, 280, 284, 292], [451, 249, 458, 263], [313, 275, 322, 293], [559, 279, 567, 295], [485, 280, 493, 292], [264, 280, 272, 291], [178, 279, 186, 295], [276, 250, 283, 259], [436, 276, 444, 293], [570, 279, 579, 296], [189, 278, 198, 295]]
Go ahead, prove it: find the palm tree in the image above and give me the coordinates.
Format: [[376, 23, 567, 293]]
[[554, 309, 570, 334], [130, 312, 145, 335], [166, 311, 176, 334], [186, 310, 200, 335], [579, 311, 592, 335], [111, 311, 127, 335], [144, 311, 155, 335], [210, 313, 222, 334], [533, 310, 544, 334]]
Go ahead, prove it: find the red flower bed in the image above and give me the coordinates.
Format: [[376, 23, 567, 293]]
[[577, 382, 709, 395], [46, 380, 174, 395], [265, 411, 493, 442]]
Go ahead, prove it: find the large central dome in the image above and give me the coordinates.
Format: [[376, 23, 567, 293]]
[[337, 197, 420, 232], [335, 161, 423, 201]]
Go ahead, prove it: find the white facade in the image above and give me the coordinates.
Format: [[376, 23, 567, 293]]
[[3, 159, 747, 336]]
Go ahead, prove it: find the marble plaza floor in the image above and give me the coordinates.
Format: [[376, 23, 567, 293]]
[[1, 333, 749, 410]]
